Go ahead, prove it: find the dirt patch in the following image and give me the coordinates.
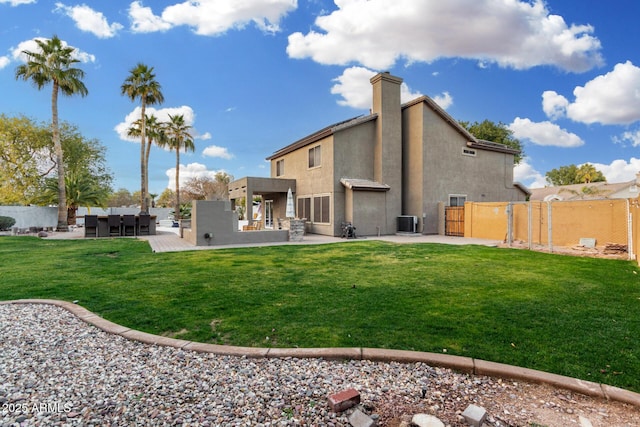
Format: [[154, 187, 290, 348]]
[[378, 379, 639, 426], [498, 240, 629, 260], [160, 328, 189, 338]]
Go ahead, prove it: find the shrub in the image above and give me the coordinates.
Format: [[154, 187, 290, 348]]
[[0, 216, 16, 231]]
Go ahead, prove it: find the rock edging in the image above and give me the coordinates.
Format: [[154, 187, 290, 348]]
[[2, 298, 639, 409]]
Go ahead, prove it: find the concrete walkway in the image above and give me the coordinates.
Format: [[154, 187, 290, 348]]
[[141, 228, 502, 253], [42, 226, 501, 253]]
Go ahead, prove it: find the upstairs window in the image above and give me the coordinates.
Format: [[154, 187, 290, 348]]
[[308, 145, 321, 168], [276, 159, 284, 176]]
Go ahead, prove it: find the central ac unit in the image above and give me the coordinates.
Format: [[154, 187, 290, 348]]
[[397, 215, 417, 233]]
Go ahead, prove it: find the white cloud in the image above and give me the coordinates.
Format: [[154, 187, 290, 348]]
[[165, 162, 223, 190], [287, 0, 602, 72], [614, 129, 640, 147], [114, 105, 200, 141], [203, 145, 234, 160], [542, 90, 569, 120], [129, 0, 296, 35], [0, 56, 9, 69], [330, 66, 423, 109], [590, 158, 640, 183], [0, 0, 36, 5], [432, 91, 453, 110], [564, 61, 640, 125], [514, 159, 546, 189], [199, 132, 212, 140], [11, 37, 96, 64], [509, 117, 584, 147], [129, 1, 172, 33], [54, 3, 123, 38]]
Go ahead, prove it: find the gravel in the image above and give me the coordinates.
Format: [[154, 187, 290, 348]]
[[1, 304, 638, 427]]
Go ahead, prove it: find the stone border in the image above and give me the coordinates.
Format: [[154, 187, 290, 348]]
[[3, 299, 639, 408]]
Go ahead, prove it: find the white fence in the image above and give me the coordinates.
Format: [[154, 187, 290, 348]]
[[0, 206, 173, 229]]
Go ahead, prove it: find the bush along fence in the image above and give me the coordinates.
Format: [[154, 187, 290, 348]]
[[463, 199, 637, 261]]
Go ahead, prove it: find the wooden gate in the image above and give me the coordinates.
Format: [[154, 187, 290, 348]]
[[445, 206, 465, 237]]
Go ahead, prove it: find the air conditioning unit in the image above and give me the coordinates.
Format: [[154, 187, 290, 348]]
[[397, 215, 417, 233]]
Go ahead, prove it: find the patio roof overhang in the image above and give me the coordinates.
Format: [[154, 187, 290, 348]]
[[228, 177, 297, 200]]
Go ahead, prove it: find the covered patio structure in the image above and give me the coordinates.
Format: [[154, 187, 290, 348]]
[[228, 177, 296, 229]]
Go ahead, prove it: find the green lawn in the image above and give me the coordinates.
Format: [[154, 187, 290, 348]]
[[2, 236, 639, 392]]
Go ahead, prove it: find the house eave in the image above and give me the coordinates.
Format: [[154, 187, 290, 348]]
[[266, 114, 377, 161]]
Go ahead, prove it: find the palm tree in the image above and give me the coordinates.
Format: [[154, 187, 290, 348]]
[[15, 35, 88, 231], [127, 113, 164, 207], [38, 172, 109, 225], [120, 63, 164, 214], [160, 114, 195, 220]]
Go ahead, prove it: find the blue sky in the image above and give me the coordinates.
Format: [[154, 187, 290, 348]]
[[1, 0, 640, 195]]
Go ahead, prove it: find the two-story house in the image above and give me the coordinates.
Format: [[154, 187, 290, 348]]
[[229, 72, 528, 236]]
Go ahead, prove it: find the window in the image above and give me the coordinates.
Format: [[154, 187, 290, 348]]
[[313, 195, 330, 223], [462, 148, 476, 157], [276, 159, 284, 176], [449, 195, 466, 207], [297, 197, 311, 220], [308, 145, 321, 168]]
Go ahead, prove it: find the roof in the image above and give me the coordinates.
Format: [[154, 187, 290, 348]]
[[266, 93, 520, 161], [340, 178, 391, 192], [265, 114, 377, 160], [402, 96, 520, 156], [529, 180, 635, 201]]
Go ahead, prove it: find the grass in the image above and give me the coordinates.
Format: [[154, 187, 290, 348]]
[[1, 236, 640, 392]]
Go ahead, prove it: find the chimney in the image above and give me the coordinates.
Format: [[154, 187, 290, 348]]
[[370, 72, 403, 233]]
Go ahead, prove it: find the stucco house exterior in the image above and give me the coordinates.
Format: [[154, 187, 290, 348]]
[[229, 72, 528, 237]]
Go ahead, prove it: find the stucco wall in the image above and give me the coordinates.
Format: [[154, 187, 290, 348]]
[[410, 104, 524, 234], [0, 206, 173, 229], [0, 206, 57, 229], [271, 134, 336, 236], [184, 200, 288, 246]]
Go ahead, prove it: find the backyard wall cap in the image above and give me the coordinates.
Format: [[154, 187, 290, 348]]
[[3, 299, 640, 409]]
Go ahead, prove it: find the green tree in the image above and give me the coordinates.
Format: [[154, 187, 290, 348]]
[[15, 35, 89, 231], [545, 163, 606, 186], [38, 171, 109, 225], [576, 163, 606, 184], [59, 122, 112, 193], [159, 114, 195, 220], [127, 113, 164, 208], [0, 114, 51, 204], [108, 188, 136, 207], [459, 119, 524, 163], [156, 188, 175, 208], [121, 63, 164, 214]]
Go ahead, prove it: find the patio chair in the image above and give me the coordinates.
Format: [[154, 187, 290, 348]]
[[107, 214, 121, 237], [138, 214, 151, 236], [84, 215, 98, 237], [122, 214, 136, 236]]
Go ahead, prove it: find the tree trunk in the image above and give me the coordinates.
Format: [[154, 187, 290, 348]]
[[51, 81, 68, 231], [175, 150, 180, 220], [67, 206, 77, 225], [139, 103, 148, 214], [145, 133, 152, 214]]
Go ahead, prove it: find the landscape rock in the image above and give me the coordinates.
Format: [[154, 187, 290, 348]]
[[348, 408, 376, 427], [461, 404, 487, 427], [411, 413, 445, 427]]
